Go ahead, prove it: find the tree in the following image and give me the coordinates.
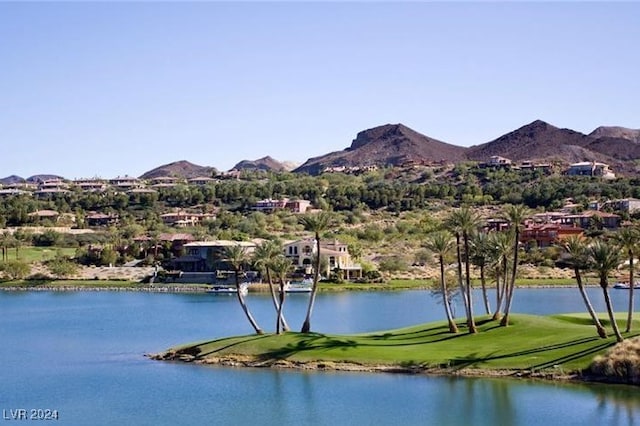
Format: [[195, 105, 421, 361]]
[[561, 236, 607, 338], [424, 231, 458, 333], [253, 240, 289, 332], [446, 206, 481, 333], [299, 211, 333, 333], [470, 231, 493, 315], [588, 240, 624, 342], [0, 231, 13, 262], [224, 245, 263, 334], [269, 255, 293, 334], [500, 204, 530, 327], [615, 227, 638, 332], [490, 231, 512, 320]]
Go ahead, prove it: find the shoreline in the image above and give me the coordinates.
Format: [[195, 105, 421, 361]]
[[147, 351, 615, 386]]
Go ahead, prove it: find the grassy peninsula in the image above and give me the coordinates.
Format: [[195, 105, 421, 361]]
[[153, 313, 640, 383]]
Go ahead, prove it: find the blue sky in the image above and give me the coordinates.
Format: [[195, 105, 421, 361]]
[[1, 2, 639, 179]]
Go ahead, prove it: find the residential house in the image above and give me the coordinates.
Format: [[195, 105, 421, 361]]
[[283, 238, 362, 280], [173, 240, 256, 272], [253, 198, 312, 213], [109, 176, 144, 190], [487, 156, 512, 167], [28, 210, 60, 222], [566, 162, 616, 179], [602, 198, 640, 215], [520, 223, 584, 249], [86, 212, 119, 227], [559, 210, 621, 230], [188, 177, 216, 186], [73, 179, 107, 192]]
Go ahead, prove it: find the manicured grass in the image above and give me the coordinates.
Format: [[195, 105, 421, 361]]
[[169, 314, 640, 373], [0, 246, 76, 263]]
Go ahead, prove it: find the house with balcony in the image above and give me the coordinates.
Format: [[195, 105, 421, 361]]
[[173, 240, 256, 272], [86, 212, 119, 227], [519, 223, 584, 249], [110, 175, 144, 190], [559, 210, 621, 230], [253, 198, 312, 213], [283, 238, 362, 280], [566, 162, 616, 179]]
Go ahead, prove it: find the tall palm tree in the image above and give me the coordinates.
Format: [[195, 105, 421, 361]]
[[224, 245, 263, 335], [0, 231, 12, 262], [561, 235, 607, 338], [269, 255, 293, 335], [299, 211, 333, 333], [615, 227, 638, 332], [489, 231, 511, 320], [253, 240, 289, 331], [588, 240, 624, 342], [500, 204, 530, 327], [470, 231, 493, 315], [425, 231, 458, 333], [446, 206, 481, 333]]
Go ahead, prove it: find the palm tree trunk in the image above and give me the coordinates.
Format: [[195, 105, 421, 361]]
[[626, 255, 634, 333], [440, 256, 458, 333], [500, 231, 520, 327], [266, 269, 289, 331], [276, 278, 286, 335], [480, 264, 491, 315], [463, 233, 477, 333], [234, 269, 263, 334], [575, 267, 607, 338], [455, 233, 471, 325], [601, 279, 623, 342], [301, 235, 321, 333], [492, 268, 502, 320]]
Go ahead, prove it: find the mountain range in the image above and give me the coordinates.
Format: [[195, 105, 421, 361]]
[[2, 120, 639, 184]]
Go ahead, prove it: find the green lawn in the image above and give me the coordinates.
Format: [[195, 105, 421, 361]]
[[0, 246, 76, 263], [167, 314, 640, 374]]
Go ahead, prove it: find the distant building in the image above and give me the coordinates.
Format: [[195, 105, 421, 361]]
[[566, 162, 615, 179], [520, 223, 584, 248], [602, 198, 640, 215], [487, 156, 512, 166], [253, 198, 312, 213], [174, 240, 256, 272], [86, 212, 119, 227]]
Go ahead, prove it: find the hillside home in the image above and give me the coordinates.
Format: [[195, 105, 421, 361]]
[[188, 177, 216, 186], [86, 212, 119, 227], [73, 179, 107, 192], [566, 162, 615, 179], [520, 223, 584, 249], [110, 176, 144, 190], [283, 238, 362, 280], [488, 156, 512, 167], [601, 198, 640, 215], [173, 240, 256, 272], [150, 176, 181, 188], [253, 198, 312, 213], [559, 210, 621, 230]]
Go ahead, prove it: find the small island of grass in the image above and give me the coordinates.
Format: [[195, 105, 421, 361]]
[[152, 313, 640, 385]]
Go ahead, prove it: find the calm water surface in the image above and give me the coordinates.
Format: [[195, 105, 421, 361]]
[[1, 288, 639, 425]]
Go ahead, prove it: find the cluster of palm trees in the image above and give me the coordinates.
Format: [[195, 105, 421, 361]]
[[222, 212, 333, 335], [426, 205, 529, 334], [0, 231, 24, 261], [427, 204, 636, 343], [562, 231, 638, 342]]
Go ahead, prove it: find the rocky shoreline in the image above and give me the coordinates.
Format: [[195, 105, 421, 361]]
[[148, 350, 594, 384]]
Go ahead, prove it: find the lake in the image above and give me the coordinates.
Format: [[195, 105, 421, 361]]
[[1, 288, 639, 425]]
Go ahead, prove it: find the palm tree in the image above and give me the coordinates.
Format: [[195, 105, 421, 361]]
[[253, 240, 289, 331], [299, 211, 332, 333], [615, 227, 638, 332], [588, 240, 624, 342], [425, 231, 458, 333], [500, 204, 530, 327], [489, 231, 511, 320], [470, 231, 493, 315], [561, 235, 607, 338], [224, 245, 263, 335], [446, 206, 481, 333], [269, 255, 293, 334], [0, 231, 12, 262]]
